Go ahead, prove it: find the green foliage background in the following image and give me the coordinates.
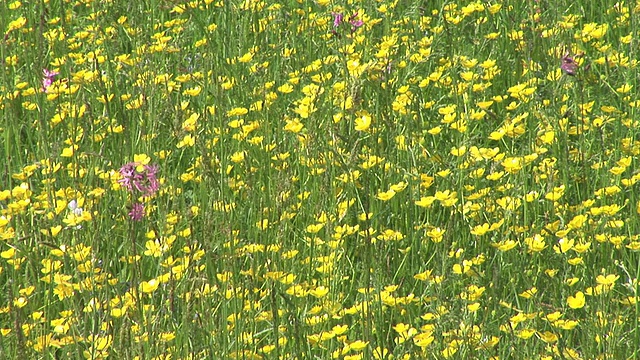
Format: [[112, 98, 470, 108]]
[[1, 0, 639, 359]]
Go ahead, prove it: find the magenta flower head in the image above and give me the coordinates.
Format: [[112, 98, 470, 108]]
[[332, 12, 344, 28], [561, 52, 578, 76], [128, 202, 145, 221], [118, 162, 160, 197], [42, 69, 59, 92], [348, 12, 364, 29]]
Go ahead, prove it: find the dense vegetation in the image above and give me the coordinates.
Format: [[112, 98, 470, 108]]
[[1, 0, 639, 358]]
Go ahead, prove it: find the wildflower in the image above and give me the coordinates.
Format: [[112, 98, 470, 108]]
[[355, 112, 372, 131], [5, 16, 27, 35], [309, 286, 329, 298], [68, 199, 83, 216], [567, 291, 585, 309], [561, 52, 578, 76], [348, 12, 364, 29], [64, 199, 89, 229], [331, 11, 363, 35], [332, 12, 343, 28], [42, 69, 59, 92], [118, 162, 160, 196], [128, 203, 145, 221], [139, 278, 159, 293]]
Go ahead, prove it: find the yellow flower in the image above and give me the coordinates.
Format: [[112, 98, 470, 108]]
[[238, 52, 254, 63], [413, 269, 433, 281], [413, 331, 434, 347], [567, 214, 587, 229], [6, 16, 26, 33], [256, 219, 269, 230], [488, 4, 502, 14], [294, 97, 316, 118], [344, 354, 363, 360], [278, 83, 294, 94], [140, 279, 159, 293], [125, 94, 145, 110], [426, 227, 446, 243], [309, 286, 329, 298], [524, 234, 547, 252], [177, 134, 195, 148], [581, 22, 608, 40], [471, 223, 490, 236], [616, 84, 633, 94], [415, 196, 436, 208], [519, 287, 537, 299], [393, 323, 410, 334], [492, 239, 517, 252], [567, 291, 585, 309], [348, 340, 369, 351], [284, 118, 304, 133], [8, 1, 22, 10], [227, 107, 249, 116], [452, 260, 472, 275], [230, 151, 245, 163], [355, 113, 372, 131], [545, 185, 565, 201], [1, 247, 16, 259], [183, 86, 202, 96], [306, 223, 325, 233], [376, 189, 396, 201], [595, 274, 619, 286], [442, 340, 460, 357], [144, 240, 164, 257], [160, 332, 176, 342], [488, 128, 505, 140], [502, 157, 523, 174], [515, 329, 535, 339], [333, 324, 349, 335], [554, 238, 574, 253], [537, 331, 558, 343], [450, 145, 466, 156], [390, 182, 407, 192]]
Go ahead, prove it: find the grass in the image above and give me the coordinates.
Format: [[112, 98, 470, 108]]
[[1, 0, 639, 359]]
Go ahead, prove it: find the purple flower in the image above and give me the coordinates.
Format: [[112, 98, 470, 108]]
[[43, 69, 59, 78], [118, 162, 160, 196], [348, 12, 364, 29], [128, 203, 145, 221], [561, 52, 578, 76], [41, 69, 59, 92], [331, 12, 363, 36], [332, 12, 343, 28]]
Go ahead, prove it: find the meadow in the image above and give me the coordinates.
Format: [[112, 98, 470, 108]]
[[1, 0, 639, 359]]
